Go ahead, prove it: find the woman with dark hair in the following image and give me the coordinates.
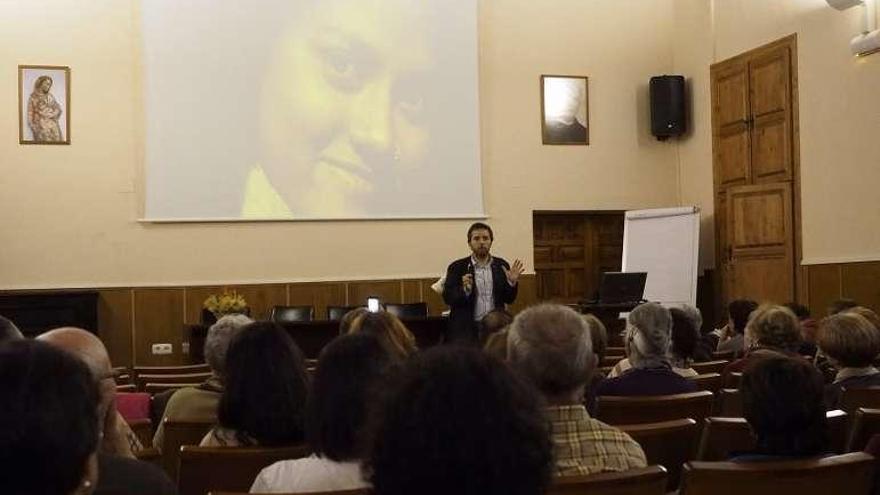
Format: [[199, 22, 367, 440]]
[[0, 340, 100, 495], [251, 333, 392, 492], [201, 322, 309, 447], [716, 299, 759, 356], [366, 347, 553, 495], [735, 354, 827, 460]]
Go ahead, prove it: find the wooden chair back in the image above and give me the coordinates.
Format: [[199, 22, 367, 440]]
[[697, 410, 849, 461], [841, 386, 880, 414], [128, 417, 154, 448], [716, 388, 742, 417], [134, 364, 211, 375], [619, 419, 699, 490], [210, 491, 367, 495], [596, 391, 714, 425], [116, 383, 137, 393], [601, 355, 625, 367], [146, 382, 197, 395], [160, 419, 214, 480], [713, 350, 735, 360], [178, 445, 311, 495], [692, 360, 729, 375], [679, 452, 875, 495], [846, 407, 880, 452], [723, 372, 742, 388], [548, 466, 668, 495], [606, 346, 626, 355], [136, 372, 212, 390], [690, 373, 723, 393]]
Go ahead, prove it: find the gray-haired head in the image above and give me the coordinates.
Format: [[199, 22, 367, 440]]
[[677, 304, 703, 334], [508, 303, 594, 402], [625, 303, 673, 368], [204, 314, 253, 377], [0, 315, 23, 342]]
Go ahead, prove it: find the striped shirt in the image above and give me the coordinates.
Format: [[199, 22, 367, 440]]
[[547, 405, 647, 476], [471, 255, 495, 321]]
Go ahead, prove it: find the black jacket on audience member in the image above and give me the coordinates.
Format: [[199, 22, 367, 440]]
[[95, 453, 178, 495], [443, 256, 518, 344]]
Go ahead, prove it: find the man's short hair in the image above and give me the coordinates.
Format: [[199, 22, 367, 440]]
[[582, 314, 607, 361], [818, 312, 880, 368], [508, 303, 593, 398], [467, 222, 493, 241], [204, 313, 253, 376], [0, 315, 23, 342]]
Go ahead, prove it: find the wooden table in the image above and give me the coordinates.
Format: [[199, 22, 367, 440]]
[[186, 316, 449, 362]]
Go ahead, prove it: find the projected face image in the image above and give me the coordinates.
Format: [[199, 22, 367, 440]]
[[259, 0, 433, 217]]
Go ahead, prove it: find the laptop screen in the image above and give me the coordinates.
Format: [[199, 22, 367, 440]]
[[598, 272, 648, 304]]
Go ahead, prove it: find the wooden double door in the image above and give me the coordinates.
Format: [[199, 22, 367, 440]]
[[711, 35, 801, 306]]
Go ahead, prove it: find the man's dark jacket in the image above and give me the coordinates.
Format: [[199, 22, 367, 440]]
[[442, 256, 518, 343]]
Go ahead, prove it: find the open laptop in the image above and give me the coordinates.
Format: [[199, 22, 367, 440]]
[[595, 272, 648, 304]]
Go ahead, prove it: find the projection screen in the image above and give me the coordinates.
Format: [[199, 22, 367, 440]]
[[141, 0, 483, 221]]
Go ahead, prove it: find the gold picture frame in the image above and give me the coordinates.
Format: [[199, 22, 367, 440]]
[[541, 75, 589, 145], [19, 65, 71, 145]]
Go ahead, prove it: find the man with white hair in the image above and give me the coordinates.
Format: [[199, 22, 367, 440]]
[[152, 314, 253, 451], [508, 303, 646, 476]]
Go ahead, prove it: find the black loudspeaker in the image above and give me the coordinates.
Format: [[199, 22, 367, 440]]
[[650, 75, 687, 141]]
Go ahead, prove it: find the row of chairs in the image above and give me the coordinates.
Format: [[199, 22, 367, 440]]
[[269, 302, 429, 322], [186, 452, 877, 495]]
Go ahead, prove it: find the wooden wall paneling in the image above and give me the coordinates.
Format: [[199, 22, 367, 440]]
[[417, 278, 448, 316], [806, 264, 842, 317], [348, 280, 402, 307], [509, 274, 538, 314], [287, 282, 347, 320], [133, 288, 185, 366], [183, 286, 222, 324], [97, 289, 134, 368], [840, 262, 880, 313], [230, 284, 287, 321], [401, 279, 422, 304]]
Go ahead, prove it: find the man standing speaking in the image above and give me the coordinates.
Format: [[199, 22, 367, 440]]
[[443, 222, 523, 344]]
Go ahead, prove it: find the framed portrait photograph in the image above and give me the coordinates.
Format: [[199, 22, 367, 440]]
[[541, 75, 589, 145], [19, 65, 71, 145]]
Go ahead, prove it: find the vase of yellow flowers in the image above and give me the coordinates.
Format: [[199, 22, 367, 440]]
[[202, 289, 249, 324]]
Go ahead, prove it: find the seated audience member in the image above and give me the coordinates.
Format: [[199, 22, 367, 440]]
[[582, 313, 608, 415], [716, 299, 759, 356], [829, 298, 859, 316], [785, 302, 818, 357], [817, 312, 880, 409], [38, 328, 141, 457], [479, 308, 513, 345], [202, 322, 308, 447], [734, 354, 827, 460], [338, 307, 368, 335], [844, 306, 880, 332], [251, 333, 392, 492], [1, 340, 100, 495], [508, 304, 646, 475], [607, 307, 699, 378], [347, 310, 417, 361], [722, 304, 803, 378], [0, 315, 23, 342], [366, 347, 553, 495], [483, 327, 509, 361], [153, 314, 252, 451], [38, 328, 178, 495], [597, 303, 699, 396]]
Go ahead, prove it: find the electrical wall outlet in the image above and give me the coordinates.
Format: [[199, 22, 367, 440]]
[[181, 342, 190, 355], [151, 343, 173, 355]]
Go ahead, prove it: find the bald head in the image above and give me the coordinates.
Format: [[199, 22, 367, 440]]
[[37, 327, 112, 378], [0, 316, 23, 342]]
